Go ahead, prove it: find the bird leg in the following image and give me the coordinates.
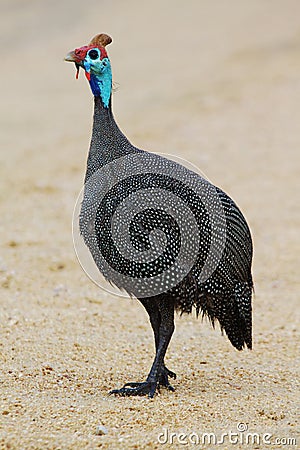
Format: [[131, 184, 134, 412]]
[[143, 299, 176, 390], [110, 297, 175, 397]]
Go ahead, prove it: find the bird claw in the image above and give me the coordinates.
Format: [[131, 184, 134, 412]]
[[109, 381, 157, 398], [110, 366, 176, 398], [163, 366, 177, 380], [158, 366, 176, 391]]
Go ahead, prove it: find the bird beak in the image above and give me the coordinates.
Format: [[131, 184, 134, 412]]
[[65, 46, 92, 80], [64, 50, 77, 63], [65, 50, 84, 79]]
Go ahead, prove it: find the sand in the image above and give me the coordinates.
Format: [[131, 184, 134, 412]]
[[0, 0, 299, 448]]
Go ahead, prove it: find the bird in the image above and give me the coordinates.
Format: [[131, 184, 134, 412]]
[[65, 33, 253, 398]]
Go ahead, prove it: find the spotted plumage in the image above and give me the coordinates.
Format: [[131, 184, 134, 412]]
[[65, 33, 253, 397]]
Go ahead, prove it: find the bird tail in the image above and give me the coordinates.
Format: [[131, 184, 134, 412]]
[[197, 279, 253, 350], [232, 280, 253, 349]]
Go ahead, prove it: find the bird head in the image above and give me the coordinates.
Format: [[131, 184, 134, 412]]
[[65, 33, 113, 107]]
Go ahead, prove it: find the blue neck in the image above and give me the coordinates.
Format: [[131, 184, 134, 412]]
[[88, 63, 112, 108]]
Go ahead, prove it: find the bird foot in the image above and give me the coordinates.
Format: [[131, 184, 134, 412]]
[[110, 381, 157, 398], [110, 366, 176, 398], [158, 366, 176, 391]]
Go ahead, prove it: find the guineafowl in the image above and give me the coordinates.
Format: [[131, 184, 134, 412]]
[[65, 33, 253, 398]]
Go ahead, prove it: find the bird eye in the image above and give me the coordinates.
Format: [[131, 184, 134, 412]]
[[88, 49, 99, 60]]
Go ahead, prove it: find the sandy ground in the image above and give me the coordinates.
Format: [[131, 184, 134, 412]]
[[0, 0, 299, 448]]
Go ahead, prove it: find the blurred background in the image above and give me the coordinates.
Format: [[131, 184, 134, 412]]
[[0, 0, 299, 448]]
